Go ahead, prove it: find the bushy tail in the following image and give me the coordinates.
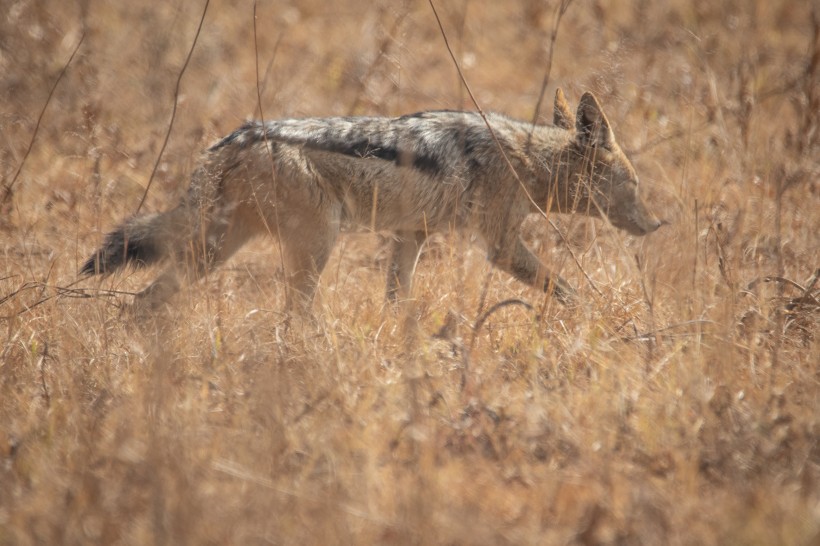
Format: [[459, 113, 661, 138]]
[[80, 210, 181, 276], [81, 152, 226, 277]]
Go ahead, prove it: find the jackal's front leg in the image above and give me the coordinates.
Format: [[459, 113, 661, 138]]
[[490, 237, 577, 305]]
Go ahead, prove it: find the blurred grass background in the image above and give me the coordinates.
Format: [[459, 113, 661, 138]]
[[1, 1, 818, 544]]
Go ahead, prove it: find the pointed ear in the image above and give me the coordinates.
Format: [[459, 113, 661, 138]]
[[553, 88, 573, 129], [575, 92, 615, 149]]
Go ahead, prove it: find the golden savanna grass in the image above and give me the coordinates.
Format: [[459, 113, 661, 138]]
[[1, 1, 818, 544]]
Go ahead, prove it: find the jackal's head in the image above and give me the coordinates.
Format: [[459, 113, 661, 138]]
[[553, 89, 662, 236]]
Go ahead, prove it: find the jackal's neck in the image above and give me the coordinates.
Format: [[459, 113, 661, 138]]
[[513, 124, 581, 204]]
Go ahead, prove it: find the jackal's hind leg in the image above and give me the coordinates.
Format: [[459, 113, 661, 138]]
[[280, 223, 339, 314], [134, 212, 257, 310], [385, 230, 427, 303], [134, 267, 181, 311]]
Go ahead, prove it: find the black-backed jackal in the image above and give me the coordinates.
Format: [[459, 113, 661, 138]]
[[82, 90, 662, 313]]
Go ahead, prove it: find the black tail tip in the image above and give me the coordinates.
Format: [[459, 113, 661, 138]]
[[79, 253, 104, 276]]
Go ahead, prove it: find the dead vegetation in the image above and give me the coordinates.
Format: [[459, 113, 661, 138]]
[[1, 1, 818, 544]]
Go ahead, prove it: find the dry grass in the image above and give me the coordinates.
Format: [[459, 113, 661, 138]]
[[1, 1, 819, 544]]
